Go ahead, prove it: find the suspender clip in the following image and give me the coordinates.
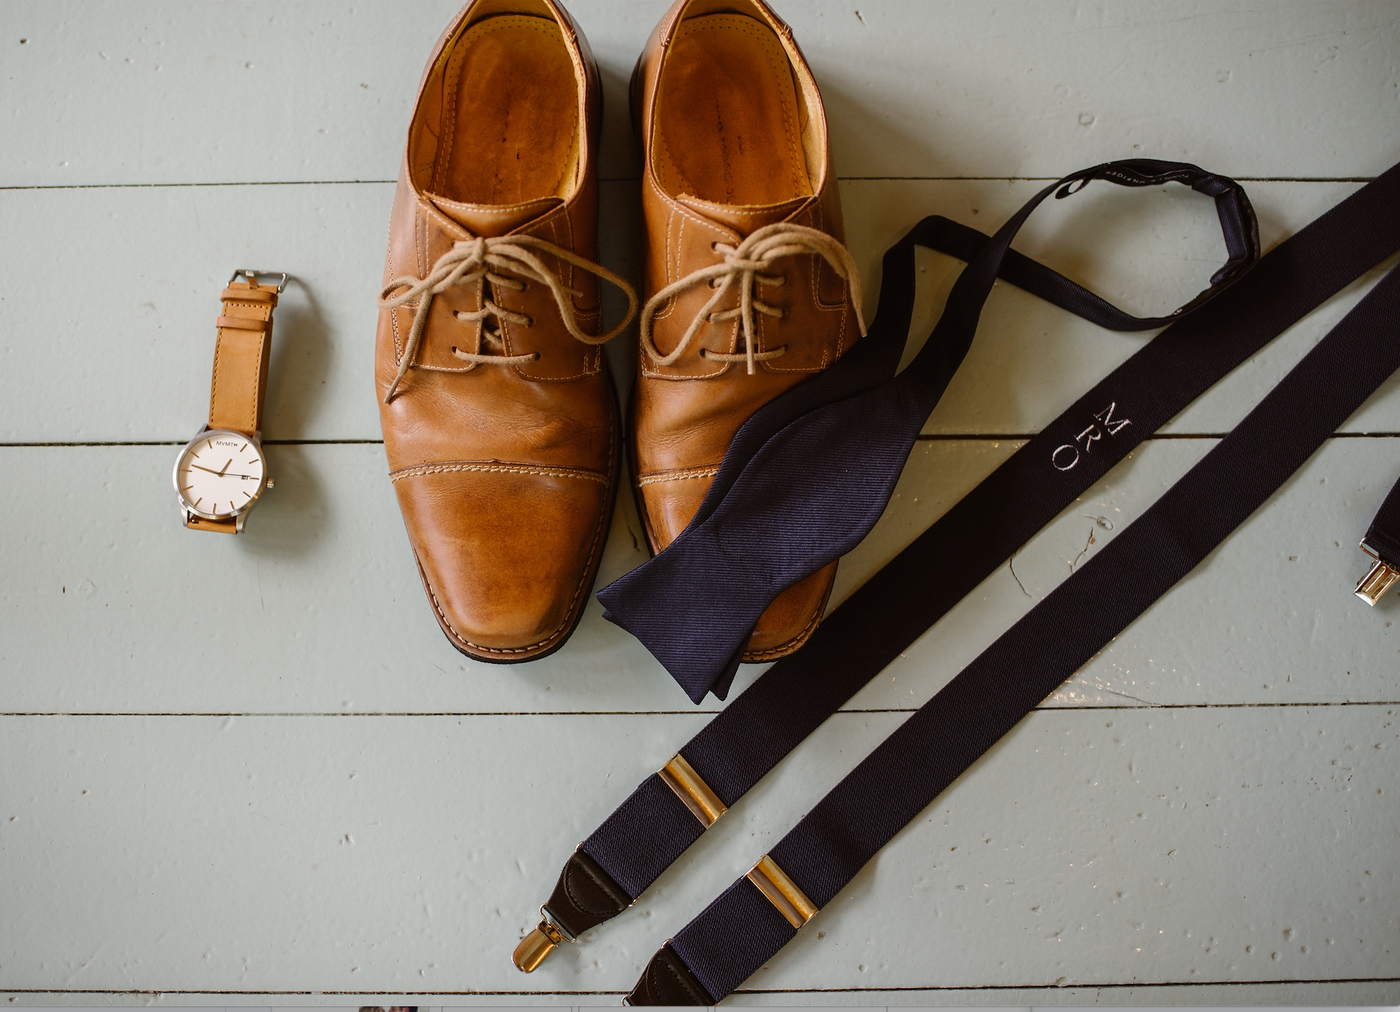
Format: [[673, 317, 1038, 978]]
[[512, 907, 571, 973], [1355, 542, 1399, 606]]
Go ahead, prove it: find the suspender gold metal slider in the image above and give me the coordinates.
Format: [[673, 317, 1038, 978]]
[[1354, 542, 1399, 606], [658, 753, 727, 827], [746, 854, 818, 929], [512, 909, 569, 973]]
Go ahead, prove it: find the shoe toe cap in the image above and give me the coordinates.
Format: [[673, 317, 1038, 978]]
[[393, 463, 612, 659]]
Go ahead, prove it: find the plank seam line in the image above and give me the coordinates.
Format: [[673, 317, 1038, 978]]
[[5, 977, 1396, 995], [735, 976, 1400, 994], [4, 702, 1397, 717], [0, 989, 630, 996], [5, 433, 1399, 448], [0, 176, 1376, 192]]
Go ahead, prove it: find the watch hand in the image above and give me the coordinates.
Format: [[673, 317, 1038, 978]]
[[189, 463, 260, 480], [218, 458, 233, 477]]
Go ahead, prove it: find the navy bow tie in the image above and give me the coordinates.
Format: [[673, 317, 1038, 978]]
[[599, 160, 1259, 703]]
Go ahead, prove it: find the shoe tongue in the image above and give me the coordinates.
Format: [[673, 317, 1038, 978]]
[[426, 194, 563, 237], [675, 194, 810, 236]]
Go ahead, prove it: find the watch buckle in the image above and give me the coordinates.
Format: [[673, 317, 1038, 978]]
[[229, 269, 289, 293]]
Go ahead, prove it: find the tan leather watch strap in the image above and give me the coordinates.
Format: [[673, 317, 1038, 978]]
[[208, 280, 279, 436]]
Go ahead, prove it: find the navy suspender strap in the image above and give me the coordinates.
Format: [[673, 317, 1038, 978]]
[[1355, 471, 1400, 605], [628, 258, 1400, 1005], [510, 163, 1400, 974]]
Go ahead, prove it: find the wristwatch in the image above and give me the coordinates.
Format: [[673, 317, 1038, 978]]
[[173, 270, 289, 533]]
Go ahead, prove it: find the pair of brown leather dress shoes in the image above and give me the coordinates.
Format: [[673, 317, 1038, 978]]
[[375, 0, 864, 665]]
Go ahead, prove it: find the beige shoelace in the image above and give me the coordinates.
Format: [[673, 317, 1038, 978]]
[[380, 235, 638, 402], [639, 222, 867, 375]]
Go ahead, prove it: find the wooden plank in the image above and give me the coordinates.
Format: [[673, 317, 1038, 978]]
[[2, 180, 1396, 444], [4, 3, 1399, 1005], [0, 706, 1393, 998], [0, 180, 639, 444], [3, 2, 1397, 187], [2, 437, 1396, 715]]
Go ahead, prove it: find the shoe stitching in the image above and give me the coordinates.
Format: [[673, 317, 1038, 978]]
[[391, 460, 610, 486], [742, 563, 835, 661], [390, 304, 479, 375], [761, 256, 846, 374], [638, 201, 729, 380], [634, 464, 720, 487], [638, 195, 740, 380]]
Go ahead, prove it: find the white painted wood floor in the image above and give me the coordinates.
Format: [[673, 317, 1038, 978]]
[[1, 0, 1397, 1006]]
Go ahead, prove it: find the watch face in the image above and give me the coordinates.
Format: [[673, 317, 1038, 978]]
[[173, 430, 267, 520]]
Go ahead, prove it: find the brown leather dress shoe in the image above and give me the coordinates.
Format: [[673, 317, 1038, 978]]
[[629, 0, 866, 661], [375, 0, 637, 663]]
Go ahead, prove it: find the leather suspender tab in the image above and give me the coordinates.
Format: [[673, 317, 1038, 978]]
[[624, 944, 714, 1006], [659, 753, 727, 827], [511, 846, 630, 973]]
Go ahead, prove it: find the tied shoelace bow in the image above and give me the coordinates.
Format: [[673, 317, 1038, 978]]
[[380, 234, 639, 402], [639, 222, 867, 374]]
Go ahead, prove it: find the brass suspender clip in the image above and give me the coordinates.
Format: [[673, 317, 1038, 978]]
[[1354, 542, 1399, 606], [512, 906, 574, 973]]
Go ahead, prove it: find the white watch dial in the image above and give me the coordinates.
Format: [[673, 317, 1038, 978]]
[[174, 430, 267, 519]]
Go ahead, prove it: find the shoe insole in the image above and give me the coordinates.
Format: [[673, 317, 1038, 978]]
[[430, 14, 579, 206], [655, 13, 812, 207]]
